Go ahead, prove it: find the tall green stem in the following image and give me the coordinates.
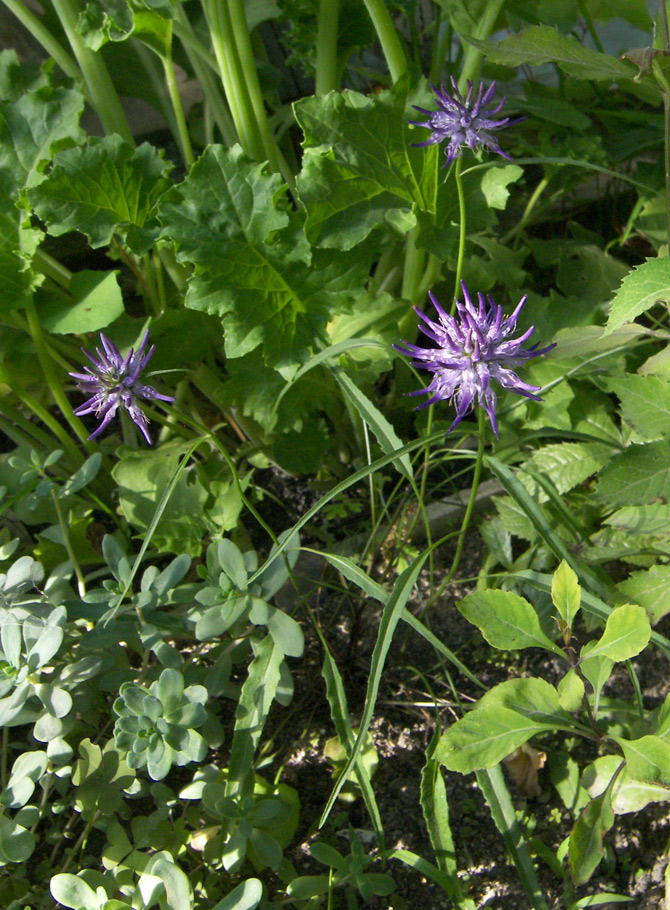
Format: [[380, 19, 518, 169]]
[[1, 0, 82, 84], [174, 1, 236, 145], [363, 0, 407, 83], [160, 24, 195, 168], [227, 0, 294, 185], [201, 0, 264, 159], [457, 0, 505, 92], [50, 0, 134, 143], [428, 407, 486, 606], [451, 155, 467, 313], [316, 0, 340, 94]]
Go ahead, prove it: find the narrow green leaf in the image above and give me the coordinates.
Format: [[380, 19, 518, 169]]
[[476, 765, 549, 910], [312, 550, 388, 604], [334, 370, 412, 479], [569, 792, 614, 885], [319, 552, 428, 824], [319, 633, 385, 848], [420, 729, 462, 899], [226, 636, 283, 801], [458, 589, 565, 656]]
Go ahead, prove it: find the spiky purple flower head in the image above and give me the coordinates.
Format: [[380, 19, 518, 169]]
[[409, 77, 521, 166], [69, 329, 174, 444], [394, 283, 555, 436]]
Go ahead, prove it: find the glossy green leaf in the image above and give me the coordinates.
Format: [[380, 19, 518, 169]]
[[28, 137, 172, 254], [50, 874, 99, 909], [457, 589, 564, 656], [464, 25, 636, 82], [557, 670, 585, 713], [579, 604, 650, 662], [552, 560, 581, 629], [211, 878, 263, 910]]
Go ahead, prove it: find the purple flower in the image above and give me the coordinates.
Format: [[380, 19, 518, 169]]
[[409, 78, 520, 166], [69, 329, 174, 444], [394, 283, 555, 436]]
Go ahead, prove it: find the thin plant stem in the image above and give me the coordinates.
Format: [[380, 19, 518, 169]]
[[1, 0, 82, 84], [227, 0, 295, 187], [451, 155, 466, 314], [456, 0, 505, 92], [161, 38, 195, 168], [316, 0, 340, 95], [363, 0, 407, 83], [0, 366, 82, 463], [24, 298, 95, 453], [50, 489, 86, 597], [33, 249, 73, 289], [173, 1, 237, 145], [429, 17, 452, 85], [500, 176, 548, 245], [362, 422, 377, 534], [427, 407, 487, 607], [1, 729, 7, 790], [576, 0, 604, 53], [50, 0, 134, 143], [201, 0, 264, 159]]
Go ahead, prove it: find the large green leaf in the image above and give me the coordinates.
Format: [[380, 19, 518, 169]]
[[596, 441, 670, 506], [608, 374, 670, 441], [112, 441, 209, 557], [618, 565, 670, 624], [579, 604, 650, 663], [437, 678, 574, 773], [28, 137, 173, 255], [569, 792, 614, 885], [464, 25, 636, 82], [605, 258, 670, 335], [294, 79, 438, 249], [36, 270, 124, 334], [457, 589, 564, 656], [159, 144, 369, 372], [614, 735, 670, 785]]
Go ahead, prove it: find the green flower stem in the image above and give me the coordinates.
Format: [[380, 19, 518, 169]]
[[0, 366, 81, 462], [451, 155, 466, 314], [173, 2, 236, 145], [201, 0, 265, 161], [427, 407, 486, 607], [397, 227, 426, 337], [429, 13, 451, 85], [456, 0, 505, 93], [576, 0, 604, 53], [50, 489, 86, 597], [1, 0, 82, 85], [50, 0, 134, 144], [500, 175, 548, 245], [316, 0, 340, 94], [24, 297, 95, 453], [363, 0, 407, 83], [227, 0, 294, 186]]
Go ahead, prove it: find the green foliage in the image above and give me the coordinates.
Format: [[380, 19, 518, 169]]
[[113, 668, 209, 780]]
